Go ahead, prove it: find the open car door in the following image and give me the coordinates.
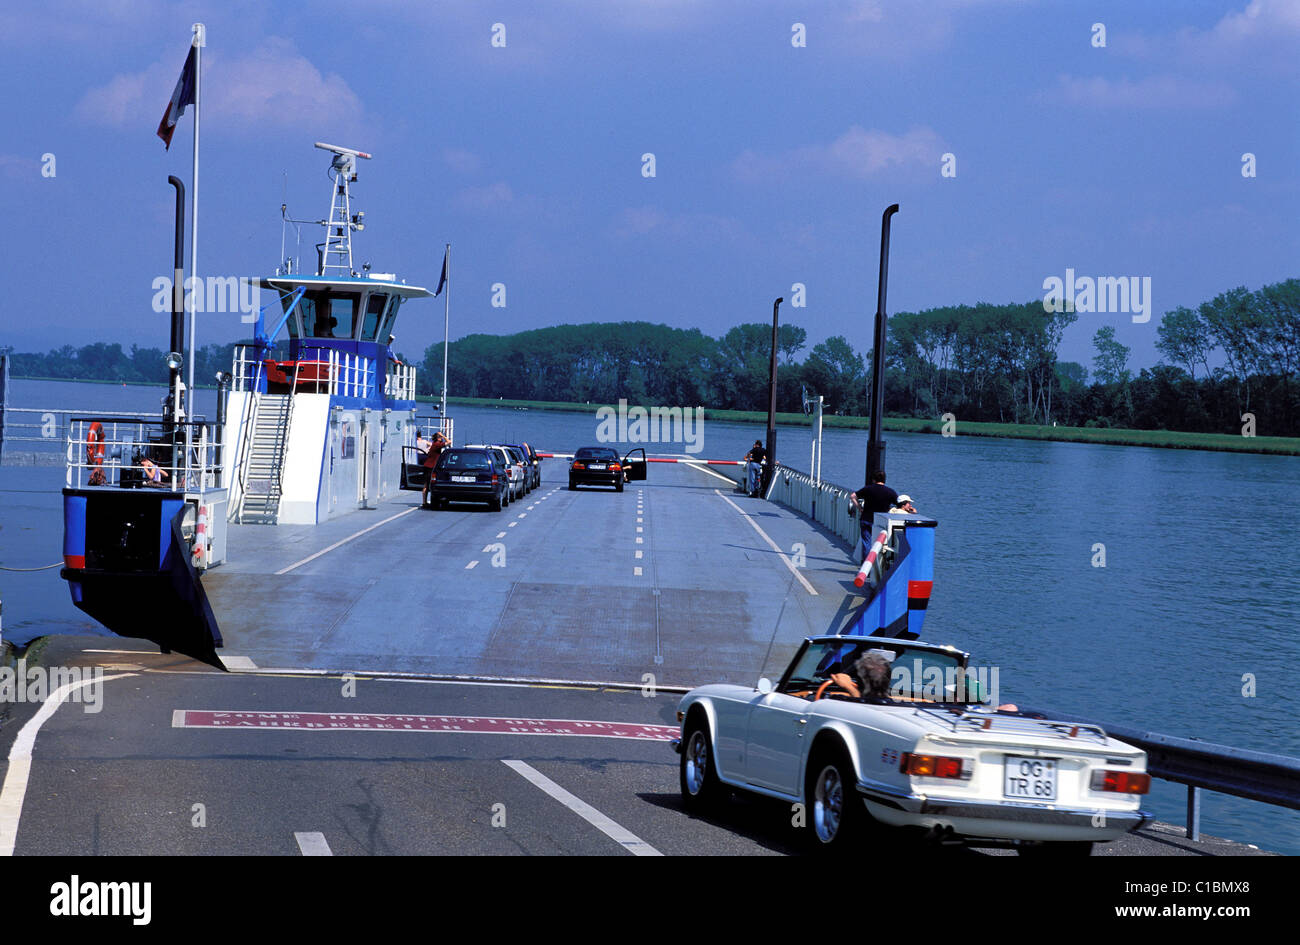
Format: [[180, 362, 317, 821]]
[[401, 445, 428, 491], [623, 447, 647, 482]]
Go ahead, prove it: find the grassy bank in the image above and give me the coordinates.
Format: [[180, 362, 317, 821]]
[[428, 395, 1300, 456]]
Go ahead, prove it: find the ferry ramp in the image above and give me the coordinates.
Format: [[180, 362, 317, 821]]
[[203, 458, 861, 685]]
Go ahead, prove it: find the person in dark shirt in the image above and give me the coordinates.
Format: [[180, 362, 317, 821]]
[[849, 470, 898, 559], [743, 440, 766, 496]]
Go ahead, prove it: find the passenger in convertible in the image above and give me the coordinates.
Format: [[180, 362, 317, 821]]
[[853, 652, 895, 704]]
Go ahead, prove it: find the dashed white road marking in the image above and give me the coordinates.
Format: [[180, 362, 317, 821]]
[[634, 566, 643, 576], [482, 544, 495, 553], [0, 672, 137, 856], [502, 760, 662, 857], [715, 490, 818, 596], [517, 513, 527, 519], [496, 532, 507, 539], [635, 537, 643, 544], [636, 517, 643, 523], [635, 550, 643, 559], [465, 560, 479, 570], [636, 526, 643, 533], [508, 522, 518, 528], [276, 507, 419, 575], [294, 832, 333, 856]]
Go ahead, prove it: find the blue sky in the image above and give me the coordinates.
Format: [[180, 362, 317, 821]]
[[2, 0, 1297, 375]]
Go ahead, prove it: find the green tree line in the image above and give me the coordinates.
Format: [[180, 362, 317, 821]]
[[5, 278, 1296, 436]]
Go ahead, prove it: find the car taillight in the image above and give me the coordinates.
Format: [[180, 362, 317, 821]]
[[901, 752, 970, 780], [611, 463, 622, 472], [572, 461, 585, 470], [491, 473, 499, 483], [1091, 770, 1151, 794]]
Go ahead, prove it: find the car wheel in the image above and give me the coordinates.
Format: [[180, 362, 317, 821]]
[[1017, 841, 1094, 858], [680, 717, 723, 813], [568, 479, 577, 490], [489, 495, 502, 511], [805, 749, 861, 851]]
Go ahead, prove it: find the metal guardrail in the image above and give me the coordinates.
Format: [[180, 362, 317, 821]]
[[766, 464, 861, 549], [1056, 713, 1300, 841]]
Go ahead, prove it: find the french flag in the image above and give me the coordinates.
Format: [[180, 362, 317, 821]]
[[156, 45, 196, 150]]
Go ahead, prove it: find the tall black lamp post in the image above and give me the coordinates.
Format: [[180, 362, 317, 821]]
[[763, 296, 783, 495], [866, 204, 899, 483]]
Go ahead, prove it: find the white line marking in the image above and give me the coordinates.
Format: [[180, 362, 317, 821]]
[[635, 550, 643, 559], [634, 566, 643, 576], [482, 544, 495, 553], [508, 522, 518, 528], [496, 532, 506, 538], [466, 560, 479, 570], [502, 760, 662, 856], [294, 832, 333, 856], [682, 461, 735, 484], [715, 490, 818, 596], [637, 517, 643, 523], [636, 526, 643, 533], [276, 507, 419, 575], [221, 655, 258, 671], [518, 513, 527, 518], [1, 672, 136, 856], [635, 536, 643, 544]]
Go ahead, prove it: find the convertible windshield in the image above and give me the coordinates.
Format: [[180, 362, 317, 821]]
[[780, 638, 987, 705]]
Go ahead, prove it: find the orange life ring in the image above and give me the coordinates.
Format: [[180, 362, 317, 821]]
[[86, 421, 106, 466]]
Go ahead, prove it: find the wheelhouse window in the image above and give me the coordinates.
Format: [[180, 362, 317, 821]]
[[361, 292, 390, 341], [378, 297, 403, 341]]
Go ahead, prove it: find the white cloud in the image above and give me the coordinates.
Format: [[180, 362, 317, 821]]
[[732, 126, 944, 183], [1115, 0, 1300, 68], [613, 205, 752, 245], [1044, 74, 1238, 110], [454, 182, 514, 211], [75, 37, 364, 134], [442, 148, 481, 174]]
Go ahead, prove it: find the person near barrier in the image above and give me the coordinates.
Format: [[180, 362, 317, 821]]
[[849, 470, 898, 560], [743, 440, 766, 496], [420, 430, 449, 508]]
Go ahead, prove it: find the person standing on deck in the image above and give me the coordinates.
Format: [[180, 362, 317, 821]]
[[420, 429, 449, 508], [849, 470, 898, 561], [743, 440, 766, 497]]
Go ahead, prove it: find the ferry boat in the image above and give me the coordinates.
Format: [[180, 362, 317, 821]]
[[225, 142, 447, 525], [59, 141, 446, 668]]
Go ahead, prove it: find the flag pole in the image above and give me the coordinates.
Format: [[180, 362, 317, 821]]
[[441, 242, 450, 420], [186, 22, 204, 481]]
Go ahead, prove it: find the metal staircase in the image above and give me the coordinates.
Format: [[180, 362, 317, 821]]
[[234, 393, 293, 524]]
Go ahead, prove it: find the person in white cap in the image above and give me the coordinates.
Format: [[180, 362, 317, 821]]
[[892, 494, 916, 513]]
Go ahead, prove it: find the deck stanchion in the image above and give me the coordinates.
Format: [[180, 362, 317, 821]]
[[1187, 785, 1202, 841]]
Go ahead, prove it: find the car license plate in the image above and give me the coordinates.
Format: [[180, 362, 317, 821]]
[[452, 475, 476, 483], [1003, 756, 1057, 800], [589, 463, 605, 470]]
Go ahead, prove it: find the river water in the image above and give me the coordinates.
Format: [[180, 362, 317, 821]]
[[2, 378, 1296, 853]]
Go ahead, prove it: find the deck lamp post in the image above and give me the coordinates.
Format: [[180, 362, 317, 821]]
[[763, 296, 783, 496]]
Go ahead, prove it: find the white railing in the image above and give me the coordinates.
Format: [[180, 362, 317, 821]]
[[67, 417, 222, 495], [384, 362, 417, 401], [231, 345, 266, 393], [766, 464, 862, 549], [412, 416, 454, 447]]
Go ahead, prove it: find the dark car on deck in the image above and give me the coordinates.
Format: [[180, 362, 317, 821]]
[[428, 447, 508, 511], [568, 446, 647, 492]]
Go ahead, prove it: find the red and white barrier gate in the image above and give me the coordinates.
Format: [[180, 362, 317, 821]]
[[854, 529, 889, 588]]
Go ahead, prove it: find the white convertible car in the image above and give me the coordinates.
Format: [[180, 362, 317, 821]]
[[674, 636, 1151, 855]]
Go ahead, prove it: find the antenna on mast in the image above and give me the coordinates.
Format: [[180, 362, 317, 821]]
[[313, 142, 371, 276]]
